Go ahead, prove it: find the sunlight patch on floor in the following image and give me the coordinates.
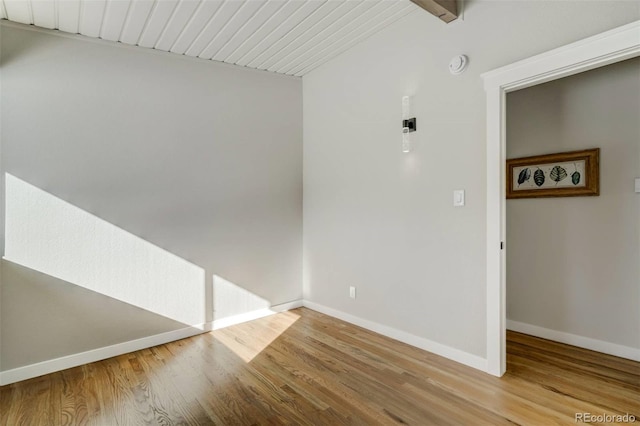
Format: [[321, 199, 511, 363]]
[[213, 310, 300, 362]]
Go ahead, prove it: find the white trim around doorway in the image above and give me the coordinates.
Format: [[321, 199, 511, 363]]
[[481, 20, 640, 377]]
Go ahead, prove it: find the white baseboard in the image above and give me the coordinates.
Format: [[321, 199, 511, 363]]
[[2, 299, 491, 386], [212, 299, 303, 330], [0, 300, 305, 386], [302, 300, 488, 372], [0, 322, 212, 386], [507, 320, 640, 362]]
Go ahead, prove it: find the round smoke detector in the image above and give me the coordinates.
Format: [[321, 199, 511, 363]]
[[449, 55, 468, 75]]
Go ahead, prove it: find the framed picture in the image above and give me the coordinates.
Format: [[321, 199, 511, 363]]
[[506, 148, 599, 199]]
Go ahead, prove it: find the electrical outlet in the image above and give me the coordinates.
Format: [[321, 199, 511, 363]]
[[349, 286, 356, 299]]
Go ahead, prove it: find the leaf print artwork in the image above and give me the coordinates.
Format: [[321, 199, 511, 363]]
[[571, 171, 581, 185], [506, 149, 598, 198], [533, 169, 545, 187], [550, 165, 568, 183], [517, 168, 531, 186]]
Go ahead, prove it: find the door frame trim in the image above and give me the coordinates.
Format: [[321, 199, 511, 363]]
[[481, 20, 640, 376]]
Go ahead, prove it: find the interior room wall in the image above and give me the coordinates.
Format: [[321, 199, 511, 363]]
[[506, 58, 640, 353], [1, 260, 189, 370], [0, 24, 302, 372], [0, 25, 3, 372], [302, 1, 639, 361]]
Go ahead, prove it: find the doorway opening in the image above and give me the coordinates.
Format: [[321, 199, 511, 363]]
[[482, 20, 640, 376], [505, 58, 640, 367]]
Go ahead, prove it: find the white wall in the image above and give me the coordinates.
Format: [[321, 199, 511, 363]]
[[5, 173, 206, 326], [0, 24, 3, 373], [506, 58, 640, 351], [303, 1, 639, 360], [1, 24, 302, 371], [1, 259, 189, 370]]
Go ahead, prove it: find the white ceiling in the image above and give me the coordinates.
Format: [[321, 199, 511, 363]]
[[0, 0, 418, 76]]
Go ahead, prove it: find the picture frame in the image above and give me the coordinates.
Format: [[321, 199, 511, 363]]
[[506, 148, 599, 199]]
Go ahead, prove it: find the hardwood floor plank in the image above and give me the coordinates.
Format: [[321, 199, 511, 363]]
[[506, 355, 640, 416], [220, 332, 381, 424], [508, 331, 640, 375], [51, 370, 76, 426], [134, 347, 211, 424], [1, 307, 638, 425]]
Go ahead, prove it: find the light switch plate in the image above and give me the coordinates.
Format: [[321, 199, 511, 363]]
[[635, 178, 640, 193], [453, 190, 465, 207]]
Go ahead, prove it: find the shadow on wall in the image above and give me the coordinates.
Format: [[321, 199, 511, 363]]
[[3, 173, 275, 327], [4, 173, 206, 325], [0, 259, 193, 370]]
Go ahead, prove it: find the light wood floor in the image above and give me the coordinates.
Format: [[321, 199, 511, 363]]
[[1, 307, 638, 425]]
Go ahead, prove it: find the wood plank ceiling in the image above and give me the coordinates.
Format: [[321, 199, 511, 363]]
[[0, 0, 419, 76]]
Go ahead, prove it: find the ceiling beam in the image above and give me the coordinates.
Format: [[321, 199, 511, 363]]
[[410, 0, 458, 23]]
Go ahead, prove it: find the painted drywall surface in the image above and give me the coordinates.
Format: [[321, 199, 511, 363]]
[[5, 174, 206, 326], [0, 26, 3, 372], [303, 1, 639, 358], [1, 260, 188, 370], [506, 58, 640, 349], [1, 25, 302, 369]]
